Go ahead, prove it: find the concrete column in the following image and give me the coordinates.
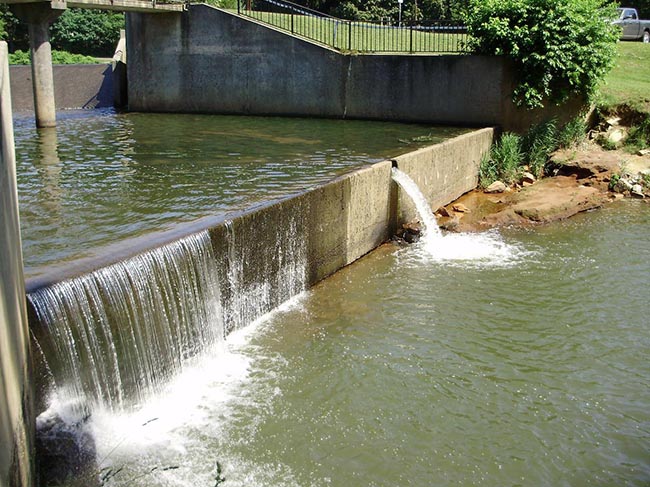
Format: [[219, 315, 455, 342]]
[[0, 41, 34, 487], [10, 3, 64, 128]]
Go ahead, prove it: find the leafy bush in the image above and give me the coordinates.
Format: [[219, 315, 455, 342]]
[[9, 49, 99, 65], [8, 49, 30, 64], [50, 9, 124, 57], [464, 0, 619, 109]]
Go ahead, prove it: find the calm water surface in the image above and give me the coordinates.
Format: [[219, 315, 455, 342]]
[[92, 201, 650, 487], [14, 110, 463, 274]]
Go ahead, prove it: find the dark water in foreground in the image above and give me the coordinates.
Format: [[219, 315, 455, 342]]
[[79, 201, 650, 487], [14, 110, 464, 274]]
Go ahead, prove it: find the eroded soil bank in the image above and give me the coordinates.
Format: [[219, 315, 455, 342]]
[[435, 143, 650, 232]]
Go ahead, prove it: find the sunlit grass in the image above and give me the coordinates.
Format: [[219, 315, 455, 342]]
[[238, 10, 467, 53], [600, 42, 650, 113]]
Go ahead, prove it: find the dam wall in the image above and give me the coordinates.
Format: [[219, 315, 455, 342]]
[[126, 4, 579, 131], [10, 64, 116, 112], [26, 127, 493, 408], [0, 42, 34, 487]]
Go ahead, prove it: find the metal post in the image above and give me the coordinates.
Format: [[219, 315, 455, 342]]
[[348, 20, 352, 50]]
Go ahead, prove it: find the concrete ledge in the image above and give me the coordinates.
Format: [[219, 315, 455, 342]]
[[25, 128, 494, 403], [394, 127, 494, 223], [10, 64, 114, 112]]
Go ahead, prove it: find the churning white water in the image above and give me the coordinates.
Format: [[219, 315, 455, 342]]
[[391, 167, 526, 266]]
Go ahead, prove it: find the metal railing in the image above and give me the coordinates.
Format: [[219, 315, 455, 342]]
[[236, 0, 468, 54]]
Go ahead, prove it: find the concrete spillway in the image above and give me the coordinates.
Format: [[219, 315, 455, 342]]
[[26, 128, 493, 416]]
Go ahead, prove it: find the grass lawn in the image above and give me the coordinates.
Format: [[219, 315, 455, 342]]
[[239, 10, 467, 54], [600, 42, 650, 114]]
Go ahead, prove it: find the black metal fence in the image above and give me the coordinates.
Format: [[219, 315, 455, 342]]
[[236, 0, 468, 54]]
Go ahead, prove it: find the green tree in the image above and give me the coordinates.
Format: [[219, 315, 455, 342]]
[[465, 0, 620, 109], [50, 9, 124, 57]]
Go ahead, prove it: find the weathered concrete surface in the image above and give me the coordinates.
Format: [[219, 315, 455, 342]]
[[10, 2, 64, 127], [10, 64, 114, 112], [26, 128, 492, 334], [394, 127, 493, 223], [126, 4, 581, 131], [0, 41, 34, 487]]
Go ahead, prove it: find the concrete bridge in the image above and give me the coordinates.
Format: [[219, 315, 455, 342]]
[[0, 0, 184, 127]]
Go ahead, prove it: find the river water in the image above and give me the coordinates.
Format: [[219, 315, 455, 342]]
[[14, 110, 464, 274], [83, 201, 650, 487]]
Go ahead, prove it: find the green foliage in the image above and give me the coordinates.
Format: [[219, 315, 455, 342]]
[[8, 49, 30, 64], [608, 172, 621, 190], [479, 133, 524, 187], [464, 0, 620, 109], [0, 5, 29, 51], [522, 119, 558, 178], [9, 49, 99, 65], [50, 9, 124, 57], [557, 117, 587, 148], [626, 117, 650, 151], [294, 0, 465, 22], [480, 117, 588, 187]]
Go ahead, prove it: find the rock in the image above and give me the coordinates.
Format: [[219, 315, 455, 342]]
[[439, 217, 459, 231], [639, 149, 650, 156], [607, 128, 626, 144], [36, 409, 99, 487], [452, 203, 470, 213], [485, 181, 507, 193], [631, 184, 645, 198], [606, 116, 621, 127], [436, 206, 451, 217], [614, 178, 634, 193], [402, 222, 421, 233], [611, 193, 625, 200], [521, 172, 536, 184], [403, 230, 420, 243]]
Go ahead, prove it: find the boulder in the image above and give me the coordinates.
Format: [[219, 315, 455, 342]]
[[631, 184, 645, 198], [521, 172, 536, 184], [485, 181, 507, 194], [452, 203, 470, 213]]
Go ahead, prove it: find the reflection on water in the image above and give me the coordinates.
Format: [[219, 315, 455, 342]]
[[82, 202, 650, 487], [14, 109, 465, 274]]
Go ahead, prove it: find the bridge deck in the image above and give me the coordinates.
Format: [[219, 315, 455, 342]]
[[0, 0, 185, 13]]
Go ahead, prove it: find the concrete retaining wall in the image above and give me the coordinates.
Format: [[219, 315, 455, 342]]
[[26, 127, 493, 325], [126, 4, 581, 131], [0, 42, 34, 487], [10, 64, 115, 112]]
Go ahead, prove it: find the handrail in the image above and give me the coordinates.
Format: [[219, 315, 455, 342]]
[[236, 0, 468, 54]]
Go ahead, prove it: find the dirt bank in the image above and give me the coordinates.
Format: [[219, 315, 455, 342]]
[[434, 143, 650, 232]]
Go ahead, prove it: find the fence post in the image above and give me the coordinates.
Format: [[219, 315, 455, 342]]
[[291, 10, 294, 34], [409, 23, 413, 53], [237, 0, 240, 15], [348, 21, 352, 50]]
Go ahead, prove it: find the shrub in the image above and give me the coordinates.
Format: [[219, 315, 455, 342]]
[[50, 9, 124, 57], [557, 116, 587, 149], [479, 133, 523, 187], [464, 0, 620, 109], [626, 118, 650, 151], [522, 119, 558, 178], [9, 49, 99, 65]]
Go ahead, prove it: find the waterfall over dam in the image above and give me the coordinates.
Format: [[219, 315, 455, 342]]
[[25, 128, 493, 426]]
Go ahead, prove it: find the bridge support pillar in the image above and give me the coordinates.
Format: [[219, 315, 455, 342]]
[[10, 3, 64, 128]]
